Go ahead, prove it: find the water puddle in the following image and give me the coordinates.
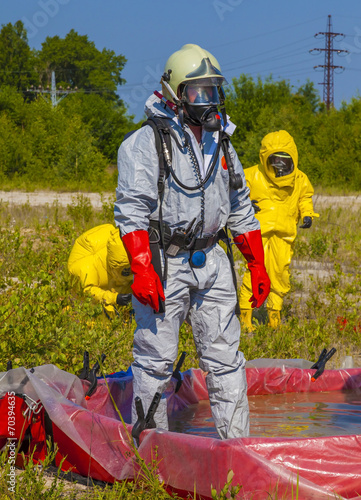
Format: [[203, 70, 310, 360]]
[[169, 390, 361, 438]]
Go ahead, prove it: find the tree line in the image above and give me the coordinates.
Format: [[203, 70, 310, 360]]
[[0, 21, 360, 191]]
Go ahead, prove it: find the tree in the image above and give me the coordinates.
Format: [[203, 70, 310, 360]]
[[224, 75, 294, 158], [294, 80, 322, 113], [224, 75, 323, 165], [35, 29, 127, 103], [31, 29, 134, 162], [0, 113, 29, 177], [0, 21, 37, 90], [0, 97, 110, 188], [61, 93, 134, 162], [0, 86, 27, 126]]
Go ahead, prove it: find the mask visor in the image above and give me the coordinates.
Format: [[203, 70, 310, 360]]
[[268, 152, 294, 177], [183, 83, 220, 106]]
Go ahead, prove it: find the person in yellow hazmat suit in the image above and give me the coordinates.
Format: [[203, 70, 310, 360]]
[[67, 224, 133, 319], [239, 130, 319, 330]]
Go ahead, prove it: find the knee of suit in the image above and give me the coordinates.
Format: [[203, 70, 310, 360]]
[[132, 358, 175, 379], [199, 350, 245, 375]]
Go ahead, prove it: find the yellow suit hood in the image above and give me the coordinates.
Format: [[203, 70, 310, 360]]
[[67, 224, 132, 315], [259, 130, 298, 188], [107, 227, 130, 273]]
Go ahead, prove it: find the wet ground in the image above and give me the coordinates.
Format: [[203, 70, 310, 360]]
[[169, 390, 361, 439]]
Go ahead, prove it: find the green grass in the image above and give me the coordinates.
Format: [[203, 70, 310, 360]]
[[0, 192, 360, 499]]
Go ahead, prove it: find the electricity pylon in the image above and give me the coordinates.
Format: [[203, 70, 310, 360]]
[[310, 15, 348, 110]]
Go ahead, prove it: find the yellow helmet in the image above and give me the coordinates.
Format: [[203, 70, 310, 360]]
[[161, 44, 226, 103]]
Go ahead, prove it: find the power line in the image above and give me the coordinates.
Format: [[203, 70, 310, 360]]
[[122, 16, 327, 65], [224, 46, 313, 74], [238, 66, 313, 83], [251, 63, 313, 77], [26, 70, 78, 106], [222, 38, 313, 71], [309, 15, 349, 110], [210, 15, 326, 50]]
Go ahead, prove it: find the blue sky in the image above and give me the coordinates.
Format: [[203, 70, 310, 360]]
[[2, 0, 361, 120]]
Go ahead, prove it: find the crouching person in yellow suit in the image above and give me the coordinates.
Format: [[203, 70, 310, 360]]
[[67, 224, 133, 319], [239, 130, 319, 330]]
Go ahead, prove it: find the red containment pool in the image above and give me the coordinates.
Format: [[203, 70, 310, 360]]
[[1, 359, 361, 499]]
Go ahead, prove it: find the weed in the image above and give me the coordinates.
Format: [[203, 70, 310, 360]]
[[0, 197, 360, 498], [211, 469, 242, 499], [66, 194, 94, 225], [0, 442, 69, 499]]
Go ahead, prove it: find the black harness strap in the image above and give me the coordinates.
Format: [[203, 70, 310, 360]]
[[141, 117, 172, 196], [220, 131, 243, 191], [219, 225, 241, 316], [142, 117, 173, 313], [148, 223, 165, 313]]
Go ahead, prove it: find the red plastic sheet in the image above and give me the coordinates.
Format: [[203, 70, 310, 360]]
[[0, 363, 361, 499]]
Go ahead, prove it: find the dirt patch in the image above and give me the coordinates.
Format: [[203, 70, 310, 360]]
[[312, 194, 361, 211], [13, 467, 95, 498], [0, 191, 114, 209], [1, 191, 361, 210]]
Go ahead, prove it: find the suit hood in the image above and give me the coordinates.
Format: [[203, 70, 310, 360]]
[[107, 227, 129, 270], [259, 130, 298, 188]]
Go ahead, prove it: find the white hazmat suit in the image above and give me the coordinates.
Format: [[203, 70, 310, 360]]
[[114, 44, 270, 439]]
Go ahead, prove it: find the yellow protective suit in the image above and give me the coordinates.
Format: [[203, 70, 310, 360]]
[[67, 224, 133, 318], [239, 130, 319, 316]]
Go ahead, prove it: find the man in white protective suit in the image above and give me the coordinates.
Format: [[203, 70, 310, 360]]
[[114, 44, 270, 440]]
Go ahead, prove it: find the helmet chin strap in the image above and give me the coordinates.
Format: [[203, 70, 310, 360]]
[[219, 86, 228, 127], [177, 106, 188, 145], [161, 73, 180, 105], [160, 74, 190, 143]]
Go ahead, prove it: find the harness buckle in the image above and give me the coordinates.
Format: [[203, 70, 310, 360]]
[[148, 226, 160, 244]]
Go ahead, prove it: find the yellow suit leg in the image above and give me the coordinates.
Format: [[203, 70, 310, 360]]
[[267, 310, 281, 328], [239, 234, 292, 314], [265, 234, 292, 312], [239, 266, 255, 331], [240, 309, 255, 332], [239, 268, 253, 310]]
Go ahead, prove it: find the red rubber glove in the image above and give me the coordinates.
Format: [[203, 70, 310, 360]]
[[234, 230, 270, 308], [122, 230, 165, 312]]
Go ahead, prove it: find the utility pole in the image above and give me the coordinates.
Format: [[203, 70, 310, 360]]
[[310, 15, 348, 110], [27, 71, 78, 107]]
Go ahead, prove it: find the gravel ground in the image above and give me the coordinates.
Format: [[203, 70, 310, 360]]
[[0, 190, 114, 208], [1, 191, 361, 210], [312, 193, 361, 211]]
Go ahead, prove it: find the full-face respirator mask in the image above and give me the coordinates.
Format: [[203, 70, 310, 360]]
[[267, 152, 294, 178], [180, 80, 223, 132]]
